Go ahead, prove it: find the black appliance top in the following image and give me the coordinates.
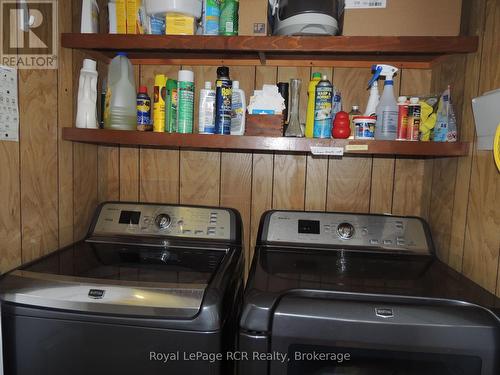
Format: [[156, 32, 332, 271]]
[[240, 211, 500, 332], [0, 202, 244, 330]]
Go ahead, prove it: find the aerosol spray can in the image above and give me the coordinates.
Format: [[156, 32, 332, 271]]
[[214, 66, 232, 135], [407, 97, 421, 141], [176, 70, 195, 134], [313, 75, 333, 139]]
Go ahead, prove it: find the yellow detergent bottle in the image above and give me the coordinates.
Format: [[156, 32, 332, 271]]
[[305, 72, 322, 138]]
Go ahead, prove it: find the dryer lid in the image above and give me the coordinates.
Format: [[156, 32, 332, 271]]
[[0, 241, 227, 318]]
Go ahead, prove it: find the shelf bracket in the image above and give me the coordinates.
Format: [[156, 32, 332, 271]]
[[258, 52, 267, 65]]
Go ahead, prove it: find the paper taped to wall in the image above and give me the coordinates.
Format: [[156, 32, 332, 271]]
[[345, 0, 387, 9], [0, 65, 19, 142]]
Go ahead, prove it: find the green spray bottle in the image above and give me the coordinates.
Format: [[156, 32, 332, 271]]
[[220, 0, 239, 35]]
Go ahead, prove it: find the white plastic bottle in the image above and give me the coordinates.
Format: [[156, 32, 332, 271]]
[[199, 81, 216, 134], [231, 80, 246, 135], [104, 52, 137, 130], [365, 81, 379, 117], [81, 0, 99, 33], [76, 59, 98, 129]]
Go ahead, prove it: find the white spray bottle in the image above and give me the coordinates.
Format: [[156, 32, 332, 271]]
[[369, 64, 399, 140], [364, 81, 379, 116]]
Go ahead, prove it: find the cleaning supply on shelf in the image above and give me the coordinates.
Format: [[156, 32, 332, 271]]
[[108, 2, 117, 33], [407, 97, 421, 141], [419, 98, 438, 142], [153, 74, 167, 132], [305, 72, 322, 138], [76, 59, 99, 129], [81, 0, 99, 33], [277, 82, 289, 122], [215, 66, 233, 134], [231, 80, 246, 135], [202, 0, 220, 35], [333, 89, 342, 116], [166, 78, 178, 133], [177, 70, 195, 133], [365, 81, 379, 117], [247, 85, 285, 115], [149, 16, 166, 34], [137, 86, 152, 131], [348, 105, 361, 139], [220, 0, 239, 35], [166, 13, 196, 35], [332, 111, 350, 139], [353, 116, 376, 140], [396, 96, 409, 140], [313, 75, 333, 139], [104, 53, 137, 130], [144, 0, 203, 19], [369, 64, 399, 140], [199, 81, 216, 134], [115, 0, 127, 34], [100, 78, 107, 128], [433, 86, 457, 142], [127, 0, 146, 34]]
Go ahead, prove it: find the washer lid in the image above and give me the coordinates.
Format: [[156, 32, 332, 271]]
[[0, 241, 227, 318]]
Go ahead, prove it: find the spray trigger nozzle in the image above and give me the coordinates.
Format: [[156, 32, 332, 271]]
[[367, 66, 383, 89], [368, 64, 399, 89]]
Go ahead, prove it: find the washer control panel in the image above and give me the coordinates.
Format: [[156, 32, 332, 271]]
[[92, 203, 233, 240], [263, 211, 431, 255]]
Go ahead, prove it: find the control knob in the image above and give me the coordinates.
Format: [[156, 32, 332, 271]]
[[155, 214, 172, 230], [337, 222, 355, 240]]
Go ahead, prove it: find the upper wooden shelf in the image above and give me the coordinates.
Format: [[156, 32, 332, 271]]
[[61, 34, 479, 69], [62, 128, 469, 157]]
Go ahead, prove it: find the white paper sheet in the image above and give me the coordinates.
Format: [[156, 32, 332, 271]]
[[345, 0, 387, 9], [0, 65, 19, 142]]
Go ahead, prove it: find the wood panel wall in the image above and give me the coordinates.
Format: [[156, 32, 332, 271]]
[[429, 0, 500, 296]]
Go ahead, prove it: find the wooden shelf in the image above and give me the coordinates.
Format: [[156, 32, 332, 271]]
[[62, 128, 470, 157], [61, 34, 479, 69]]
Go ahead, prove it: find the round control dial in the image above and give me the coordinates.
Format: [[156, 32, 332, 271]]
[[337, 222, 355, 240], [155, 214, 172, 230]]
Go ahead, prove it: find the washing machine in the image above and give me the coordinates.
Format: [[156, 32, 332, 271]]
[[239, 210, 500, 375], [0, 202, 244, 375]]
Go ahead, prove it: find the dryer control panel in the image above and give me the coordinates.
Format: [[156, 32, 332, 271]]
[[262, 211, 432, 255], [91, 203, 235, 241]]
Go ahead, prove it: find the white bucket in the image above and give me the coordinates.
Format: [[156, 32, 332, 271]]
[[145, 0, 202, 19]]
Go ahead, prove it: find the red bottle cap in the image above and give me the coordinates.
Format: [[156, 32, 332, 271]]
[[138, 86, 148, 94]]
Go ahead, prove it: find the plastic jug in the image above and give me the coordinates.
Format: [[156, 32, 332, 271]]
[[104, 52, 137, 130]]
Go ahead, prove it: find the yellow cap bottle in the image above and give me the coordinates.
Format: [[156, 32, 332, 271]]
[[153, 74, 167, 132], [305, 72, 322, 138]]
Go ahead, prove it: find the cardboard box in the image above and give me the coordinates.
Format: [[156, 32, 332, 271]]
[[342, 0, 462, 36], [239, 0, 269, 36], [126, 0, 145, 34], [115, 0, 127, 34]]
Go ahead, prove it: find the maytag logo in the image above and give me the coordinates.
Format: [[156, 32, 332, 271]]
[[88, 289, 106, 299], [1, 0, 58, 69], [375, 307, 394, 318]]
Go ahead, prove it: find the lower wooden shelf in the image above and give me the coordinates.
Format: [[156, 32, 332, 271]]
[[62, 128, 470, 157]]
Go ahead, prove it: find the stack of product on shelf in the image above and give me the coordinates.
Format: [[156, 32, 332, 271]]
[[296, 65, 458, 142], [104, 0, 240, 35], [75, 55, 458, 143]]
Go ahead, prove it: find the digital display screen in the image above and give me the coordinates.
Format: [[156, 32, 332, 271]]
[[119, 210, 141, 225], [298, 220, 320, 234]]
